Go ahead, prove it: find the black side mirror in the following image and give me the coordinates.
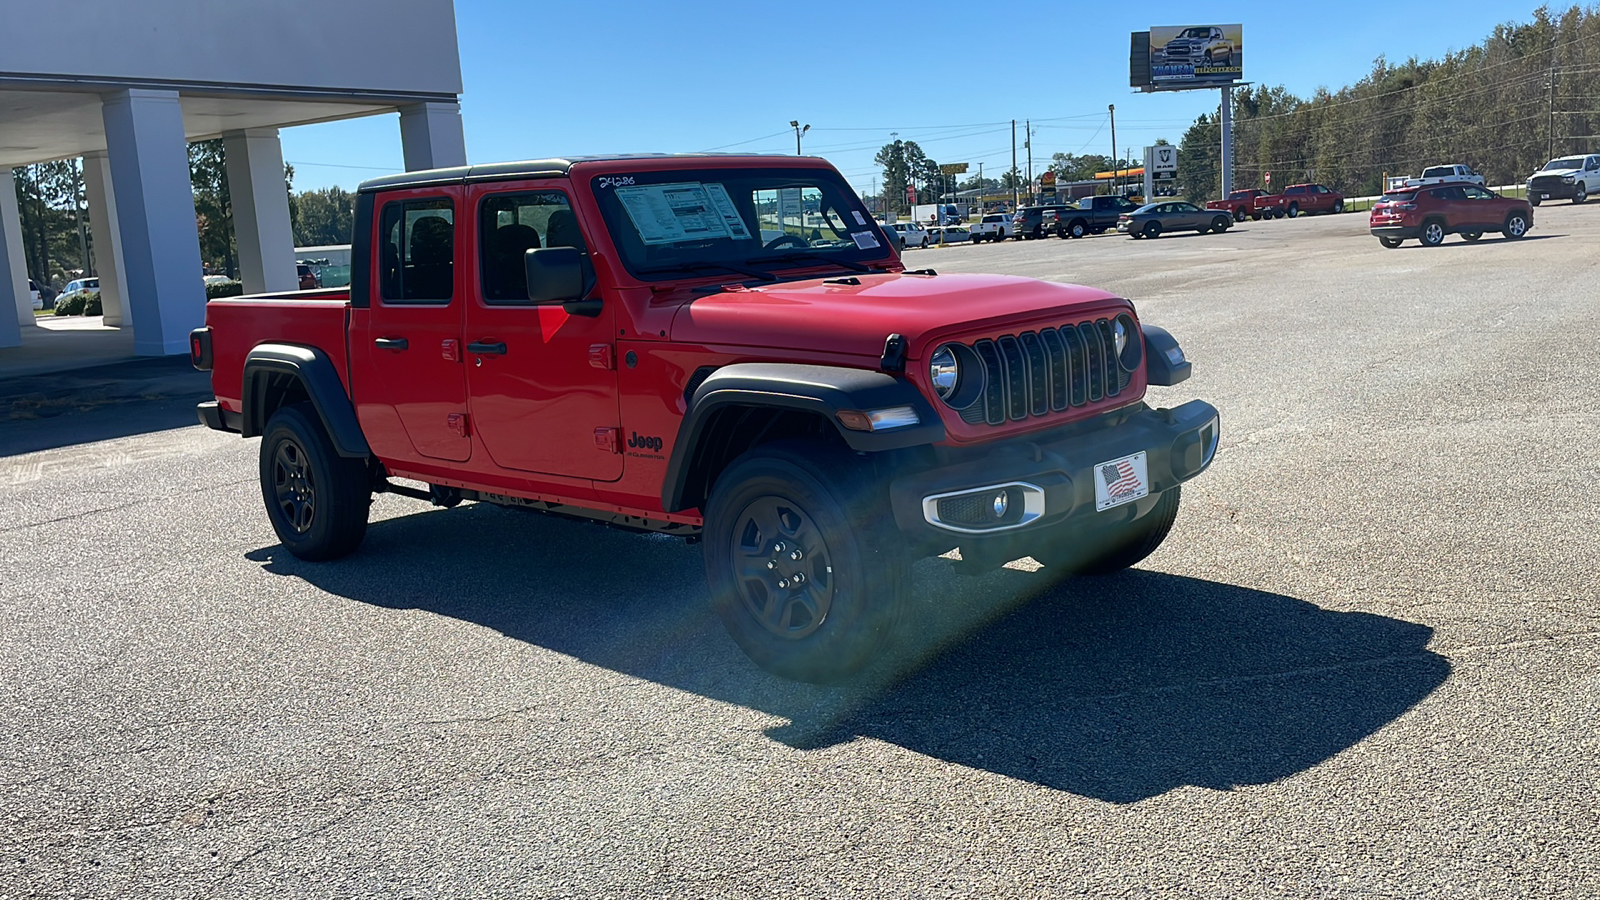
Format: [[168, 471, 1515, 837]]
[[524, 247, 585, 304]]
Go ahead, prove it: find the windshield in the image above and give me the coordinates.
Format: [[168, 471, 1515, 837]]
[[1181, 28, 1210, 38], [1545, 158, 1585, 170], [1382, 191, 1418, 201], [591, 167, 889, 282]]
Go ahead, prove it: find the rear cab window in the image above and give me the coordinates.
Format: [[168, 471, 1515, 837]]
[[476, 189, 582, 305]]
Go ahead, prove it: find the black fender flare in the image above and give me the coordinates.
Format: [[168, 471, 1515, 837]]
[[1142, 326, 1192, 386], [241, 343, 370, 458], [661, 363, 945, 513]]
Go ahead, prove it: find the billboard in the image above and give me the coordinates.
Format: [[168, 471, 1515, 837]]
[[1142, 24, 1243, 89]]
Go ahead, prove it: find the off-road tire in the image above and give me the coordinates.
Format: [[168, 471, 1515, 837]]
[[703, 440, 908, 683], [259, 402, 370, 561], [1378, 237, 1404, 249], [1419, 219, 1447, 247], [1033, 486, 1182, 577]]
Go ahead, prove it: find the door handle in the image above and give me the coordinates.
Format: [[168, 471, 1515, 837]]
[[467, 340, 507, 356], [373, 337, 408, 351]]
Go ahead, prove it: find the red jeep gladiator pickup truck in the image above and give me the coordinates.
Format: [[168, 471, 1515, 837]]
[[192, 154, 1219, 682]]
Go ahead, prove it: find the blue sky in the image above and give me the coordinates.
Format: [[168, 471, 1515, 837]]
[[281, 0, 1546, 197]]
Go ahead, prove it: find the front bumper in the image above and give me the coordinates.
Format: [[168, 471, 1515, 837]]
[[888, 400, 1219, 552], [1528, 180, 1577, 199]]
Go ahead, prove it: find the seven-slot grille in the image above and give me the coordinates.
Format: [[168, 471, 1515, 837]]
[[958, 318, 1132, 426]]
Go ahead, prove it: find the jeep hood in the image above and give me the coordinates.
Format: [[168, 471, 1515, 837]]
[[671, 273, 1124, 359]]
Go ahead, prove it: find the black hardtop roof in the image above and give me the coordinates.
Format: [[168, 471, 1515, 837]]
[[356, 153, 818, 193]]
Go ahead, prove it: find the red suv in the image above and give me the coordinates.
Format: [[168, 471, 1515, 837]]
[[1369, 183, 1533, 248]]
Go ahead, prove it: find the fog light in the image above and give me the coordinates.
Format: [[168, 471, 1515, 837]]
[[992, 491, 1009, 518]]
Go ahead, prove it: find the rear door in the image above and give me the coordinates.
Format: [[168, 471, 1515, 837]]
[[461, 182, 622, 481], [350, 188, 471, 463]]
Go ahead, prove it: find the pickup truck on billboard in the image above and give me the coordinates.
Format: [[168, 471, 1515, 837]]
[[1149, 24, 1243, 86]]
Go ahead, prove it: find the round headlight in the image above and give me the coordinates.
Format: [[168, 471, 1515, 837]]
[[929, 345, 960, 399], [1114, 314, 1143, 371]]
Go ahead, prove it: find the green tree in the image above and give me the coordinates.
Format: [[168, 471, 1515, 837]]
[[292, 187, 356, 246]]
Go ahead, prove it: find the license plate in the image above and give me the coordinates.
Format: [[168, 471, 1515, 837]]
[[1093, 451, 1150, 511]]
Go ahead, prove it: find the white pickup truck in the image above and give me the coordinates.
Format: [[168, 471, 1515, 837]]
[[968, 212, 1015, 243], [1388, 165, 1485, 190]]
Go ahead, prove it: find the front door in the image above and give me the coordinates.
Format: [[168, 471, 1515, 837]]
[[350, 188, 470, 463], [462, 183, 623, 481]]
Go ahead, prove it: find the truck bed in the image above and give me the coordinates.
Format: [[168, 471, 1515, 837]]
[[204, 288, 353, 419]]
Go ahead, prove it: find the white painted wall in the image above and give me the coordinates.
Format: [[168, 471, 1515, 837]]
[[0, 0, 461, 96]]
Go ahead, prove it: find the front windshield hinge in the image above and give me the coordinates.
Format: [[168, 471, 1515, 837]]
[[880, 333, 907, 373], [903, 268, 937, 277], [823, 276, 860, 286]]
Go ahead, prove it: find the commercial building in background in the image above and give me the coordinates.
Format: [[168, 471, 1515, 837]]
[[0, 0, 465, 356]]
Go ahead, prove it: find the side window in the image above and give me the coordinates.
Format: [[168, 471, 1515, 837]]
[[478, 190, 580, 305], [1464, 186, 1493, 200], [379, 198, 454, 303]]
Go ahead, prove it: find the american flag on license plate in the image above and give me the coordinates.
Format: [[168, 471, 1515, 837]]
[[1100, 461, 1142, 499]]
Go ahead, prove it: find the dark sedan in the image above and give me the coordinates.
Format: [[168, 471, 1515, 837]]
[[1116, 201, 1234, 239]]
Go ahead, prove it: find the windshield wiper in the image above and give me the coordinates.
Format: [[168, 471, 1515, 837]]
[[635, 260, 777, 282], [744, 252, 882, 274]]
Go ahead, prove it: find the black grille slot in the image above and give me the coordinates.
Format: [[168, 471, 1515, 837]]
[[1039, 328, 1068, 411], [972, 339, 1005, 426], [996, 335, 1028, 421], [1062, 325, 1086, 406], [1079, 322, 1103, 401], [1097, 319, 1120, 397], [1019, 332, 1049, 416]]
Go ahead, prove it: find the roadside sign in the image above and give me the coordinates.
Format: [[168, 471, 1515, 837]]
[[907, 185, 917, 204], [1265, 172, 1271, 186], [1148, 145, 1177, 174], [939, 162, 969, 175]]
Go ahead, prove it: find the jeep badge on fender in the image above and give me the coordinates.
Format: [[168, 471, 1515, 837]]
[[193, 153, 1219, 683]]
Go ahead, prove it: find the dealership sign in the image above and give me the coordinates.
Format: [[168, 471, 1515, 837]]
[[1143, 24, 1243, 89]]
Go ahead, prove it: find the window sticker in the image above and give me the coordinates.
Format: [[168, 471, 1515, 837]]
[[851, 230, 881, 250], [702, 184, 753, 240], [853, 211, 867, 225], [615, 182, 752, 245]]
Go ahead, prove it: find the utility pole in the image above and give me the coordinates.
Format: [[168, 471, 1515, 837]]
[[1025, 120, 1033, 206], [1011, 120, 1018, 210], [1108, 104, 1117, 196]]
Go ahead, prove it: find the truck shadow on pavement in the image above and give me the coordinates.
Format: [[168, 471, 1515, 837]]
[[247, 502, 1449, 804]]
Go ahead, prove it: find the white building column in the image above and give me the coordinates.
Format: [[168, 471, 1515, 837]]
[[1, 168, 31, 346], [223, 128, 297, 294], [398, 101, 467, 171], [82, 151, 129, 328], [101, 89, 206, 356]]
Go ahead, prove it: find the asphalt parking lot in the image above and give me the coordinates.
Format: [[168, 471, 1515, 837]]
[[4, 206, 1598, 898]]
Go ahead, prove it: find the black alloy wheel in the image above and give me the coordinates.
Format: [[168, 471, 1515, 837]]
[[1143, 221, 1163, 239], [258, 402, 371, 561], [1212, 215, 1231, 232], [703, 440, 907, 683]]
